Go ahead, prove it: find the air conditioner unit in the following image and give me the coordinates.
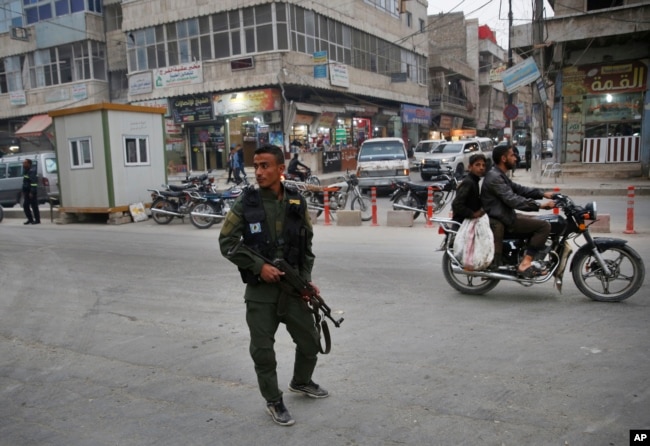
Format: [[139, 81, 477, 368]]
[[263, 111, 281, 124]]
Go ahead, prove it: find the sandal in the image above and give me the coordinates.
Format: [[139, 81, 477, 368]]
[[517, 264, 548, 278]]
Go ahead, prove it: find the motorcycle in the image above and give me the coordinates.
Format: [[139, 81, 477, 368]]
[[148, 173, 213, 225], [390, 170, 458, 220], [283, 169, 321, 186], [432, 194, 645, 302], [188, 185, 247, 229], [298, 172, 372, 221]]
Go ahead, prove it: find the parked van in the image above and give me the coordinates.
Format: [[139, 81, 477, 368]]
[[356, 137, 410, 191], [0, 152, 58, 207]]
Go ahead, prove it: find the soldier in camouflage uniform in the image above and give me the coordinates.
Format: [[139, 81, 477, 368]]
[[219, 145, 328, 427]]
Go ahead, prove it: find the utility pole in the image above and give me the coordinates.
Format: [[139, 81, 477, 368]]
[[531, 0, 545, 182], [506, 0, 513, 142]]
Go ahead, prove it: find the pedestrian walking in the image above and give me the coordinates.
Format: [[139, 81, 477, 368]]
[[219, 144, 328, 427]]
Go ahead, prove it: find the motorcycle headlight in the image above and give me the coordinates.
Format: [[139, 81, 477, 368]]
[[585, 201, 597, 220]]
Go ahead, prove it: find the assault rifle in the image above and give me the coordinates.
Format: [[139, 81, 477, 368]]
[[227, 238, 343, 354]]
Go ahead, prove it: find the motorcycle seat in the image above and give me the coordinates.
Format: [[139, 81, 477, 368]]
[[168, 183, 196, 192], [159, 190, 186, 198]]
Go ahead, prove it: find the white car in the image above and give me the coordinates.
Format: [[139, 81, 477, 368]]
[[413, 139, 447, 163], [419, 140, 483, 181]]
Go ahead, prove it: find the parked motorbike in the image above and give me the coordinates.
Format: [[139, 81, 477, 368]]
[[188, 185, 247, 229], [390, 170, 458, 220], [298, 172, 372, 221], [148, 187, 197, 225], [148, 173, 213, 225], [432, 194, 645, 302]]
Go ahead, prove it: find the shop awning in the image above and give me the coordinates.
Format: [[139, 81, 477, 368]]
[[15, 114, 52, 138], [295, 102, 322, 114]]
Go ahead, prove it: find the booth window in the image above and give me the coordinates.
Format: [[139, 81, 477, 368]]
[[124, 136, 150, 165], [69, 137, 93, 169]]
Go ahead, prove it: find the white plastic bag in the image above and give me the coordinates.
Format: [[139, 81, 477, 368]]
[[453, 214, 494, 270]]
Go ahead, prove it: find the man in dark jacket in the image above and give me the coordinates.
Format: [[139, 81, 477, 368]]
[[452, 153, 487, 223], [481, 145, 555, 277], [287, 153, 310, 181], [22, 158, 40, 225]]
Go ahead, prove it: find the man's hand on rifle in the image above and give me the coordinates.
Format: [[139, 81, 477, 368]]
[[260, 263, 285, 283]]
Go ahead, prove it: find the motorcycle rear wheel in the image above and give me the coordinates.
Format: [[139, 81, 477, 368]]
[[441, 252, 499, 295], [190, 202, 219, 229], [571, 245, 645, 302], [351, 195, 372, 221], [392, 192, 422, 220], [151, 198, 175, 225]]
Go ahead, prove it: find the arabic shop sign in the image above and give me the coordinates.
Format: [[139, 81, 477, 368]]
[[155, 62, 203, 89], [562, 61, 646, 96], [213, 88, 281, 116], [171, 94, 213, 123]]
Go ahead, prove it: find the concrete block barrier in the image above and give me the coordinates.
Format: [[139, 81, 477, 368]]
[[386, 210, 413, 227], [590, 213, 610, 233], [308, 210, 319, 224], [336, 210, 362, 226]]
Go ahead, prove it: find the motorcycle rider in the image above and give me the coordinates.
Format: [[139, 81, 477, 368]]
[[219, 144, 328, 427], [287, 152, 310, 182], [481, 144, 555, 277]]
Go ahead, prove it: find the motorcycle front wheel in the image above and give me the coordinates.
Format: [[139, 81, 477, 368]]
[[151, 198, 175, 225], [190, 202, 220, 229], [441, 252, 499, 295], [571, 245, 645, 302], [307, 175, 321, 186], [351, 195, 372, 221], [304, 192, 325, 217], [392, 192, 423, 220]]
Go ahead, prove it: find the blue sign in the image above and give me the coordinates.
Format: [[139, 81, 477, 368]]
[[501, 58, 541, 94], [401, 105, 432, 125]]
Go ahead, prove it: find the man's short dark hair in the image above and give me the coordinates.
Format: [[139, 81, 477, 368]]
[[255, 144, 285, 165], [493, 144, 511, 165], [469, 153, 486, 165], [24, 158, 33, 167]]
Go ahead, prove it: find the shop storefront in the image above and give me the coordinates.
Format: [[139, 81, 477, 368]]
[[561, 60, 646, 163], [214, 88, 283, 166], [401, 104, 432, 149], [170, 94, 226, 172]]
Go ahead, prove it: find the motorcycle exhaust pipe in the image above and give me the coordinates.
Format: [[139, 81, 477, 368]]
[[151, 208, 184, 217], [451, 265, 519, 281], [392, 203, 423, 213], [190, 211, 225, 220]]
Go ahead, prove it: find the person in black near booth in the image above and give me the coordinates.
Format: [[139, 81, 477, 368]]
[[22, 158, 40, 225]]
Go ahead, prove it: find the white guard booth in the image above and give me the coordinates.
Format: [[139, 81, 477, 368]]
[[50, 103, 166, 223]]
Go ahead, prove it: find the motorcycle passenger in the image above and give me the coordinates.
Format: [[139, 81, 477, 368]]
[[219, 144, 327, 427], [481, 144, 555, 277], [451, 153, 487, 224], [287, 152, 310, 182]]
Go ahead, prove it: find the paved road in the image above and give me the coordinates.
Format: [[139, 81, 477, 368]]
[[1, 214, 649, 445]]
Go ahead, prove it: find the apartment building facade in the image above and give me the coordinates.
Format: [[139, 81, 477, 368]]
[[1, 1, 431, 170]]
